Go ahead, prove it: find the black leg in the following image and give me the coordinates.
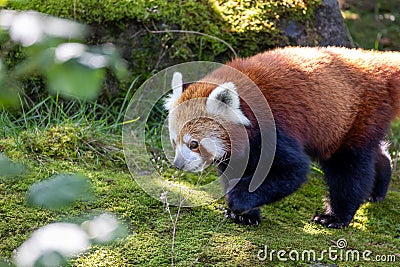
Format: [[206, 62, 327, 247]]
[[369, 143, 392, 202], [312, 147, 376, 228], [223, 129, 310, 225]]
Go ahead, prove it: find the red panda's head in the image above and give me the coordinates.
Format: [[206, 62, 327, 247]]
[[164, 72, 251, 172]]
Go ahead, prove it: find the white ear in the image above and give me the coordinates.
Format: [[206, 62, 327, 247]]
[[206, 82, 251, 126], [164, 72, 183, 111]]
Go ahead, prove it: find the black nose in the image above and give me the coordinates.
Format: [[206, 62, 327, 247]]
[[173, 158, 185, 169]]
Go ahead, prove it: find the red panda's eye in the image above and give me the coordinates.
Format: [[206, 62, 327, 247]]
[[189, 140, 199, 151]]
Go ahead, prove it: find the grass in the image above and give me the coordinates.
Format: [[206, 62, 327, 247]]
[[341, 0, 400, 50], [1, 132, 399, 266]]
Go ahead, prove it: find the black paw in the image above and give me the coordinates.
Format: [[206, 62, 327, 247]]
[[367, 195, 385, 202], [311, 214, 350, 229], [224, 209, 260, 225]]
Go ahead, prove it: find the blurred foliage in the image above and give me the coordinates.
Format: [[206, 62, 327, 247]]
[[34, 251, 66, 267], [26, 174, 94, 210], [0, 154, 25, 179], [390, 120, 400, 151], [0, 10, 128, 108], [0, 9, 128, 266]]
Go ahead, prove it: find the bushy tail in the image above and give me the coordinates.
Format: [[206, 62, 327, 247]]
[[390, 73, 400, 119]]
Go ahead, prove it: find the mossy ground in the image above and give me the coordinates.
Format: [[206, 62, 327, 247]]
[[1, 1, 400, 266], [1, 126, 399, 266]]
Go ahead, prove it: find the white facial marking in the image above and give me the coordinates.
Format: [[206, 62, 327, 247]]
[[200, 137, 226, 159], [183, 133, 192, 144], [175, 144, 203, 172], [180, 145, 198, 161], [206, 82, 251, 126]]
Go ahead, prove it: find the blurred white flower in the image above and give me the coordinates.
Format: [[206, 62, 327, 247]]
[[14, 223, 90, 267], [44, 16, 86, 39], [55, 43, 86, 63], [160, 191, 168, 202], [10, 11, 44, 47], [0, 10, 16, 29], [0, 10, 86, 47], [78, 52, 108, 69], [55, 43, 109, 68], [81, 213, 119, 243]]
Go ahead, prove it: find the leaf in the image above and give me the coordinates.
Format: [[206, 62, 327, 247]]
[[0, 154, 26, 178], [0, 59, 20, 108], [34, 251, 67, 267], [44, 60, 105, 100], [0, 82, 20, 108], [26, 174, 94, 210]]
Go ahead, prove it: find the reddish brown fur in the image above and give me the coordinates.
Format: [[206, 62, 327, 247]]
[[175, 47, 400, 160], [170, 95, 250, 158]]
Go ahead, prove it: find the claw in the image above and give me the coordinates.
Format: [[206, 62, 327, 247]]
[[311, 214, 349, 228], [224, 208, 261, 226]]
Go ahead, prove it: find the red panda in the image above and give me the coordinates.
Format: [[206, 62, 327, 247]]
[[164, 46, 400, 228]]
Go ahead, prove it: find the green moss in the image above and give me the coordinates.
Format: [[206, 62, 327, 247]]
[[7, 0, 322, 60], [4, 0, 323, 105], [0, 124, 124, 167], [8, 0, 163, 24], [214, 0, 319, 33], [18, 125, 81, 158], [7, 0, 320, 26], [1, 127, 400, 266]]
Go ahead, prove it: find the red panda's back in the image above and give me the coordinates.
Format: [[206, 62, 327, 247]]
[[225, 47, 400, 159]]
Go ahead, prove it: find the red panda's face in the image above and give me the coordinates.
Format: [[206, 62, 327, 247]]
[[169, 116, 229, 172], [164, 72, 251, 172]]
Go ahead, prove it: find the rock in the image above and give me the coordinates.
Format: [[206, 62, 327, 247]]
[[282, 0, 355, 47], [338, 0, 377, 11], [97, 0, 356, 97]]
